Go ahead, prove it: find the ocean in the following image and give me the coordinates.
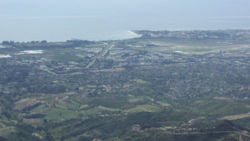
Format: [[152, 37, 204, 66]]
[[0, 16, 250, 42]]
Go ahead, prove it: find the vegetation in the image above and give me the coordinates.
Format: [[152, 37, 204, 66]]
[[0, 30, 250, 140]]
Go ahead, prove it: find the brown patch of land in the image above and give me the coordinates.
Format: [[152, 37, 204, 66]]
[[14, 98, 41, 111], [219, 112, 250, 120]]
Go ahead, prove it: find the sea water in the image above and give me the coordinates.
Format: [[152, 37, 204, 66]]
[[0, 16, 250, 42]]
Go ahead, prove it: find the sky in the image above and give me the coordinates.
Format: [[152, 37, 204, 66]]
[[0, 0, 250, 41]]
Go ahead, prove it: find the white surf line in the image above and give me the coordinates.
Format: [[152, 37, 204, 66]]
[[128, 30, 142, 38]]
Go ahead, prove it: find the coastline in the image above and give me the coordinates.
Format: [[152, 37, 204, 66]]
[[127, 30, 142, 38]]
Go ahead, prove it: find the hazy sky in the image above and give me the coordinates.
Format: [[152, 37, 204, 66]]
[[0, 0, 250, 41]]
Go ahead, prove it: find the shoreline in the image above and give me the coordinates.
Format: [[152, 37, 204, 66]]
[[127, 30, 142, 38], [1, 29, 250, 43]]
